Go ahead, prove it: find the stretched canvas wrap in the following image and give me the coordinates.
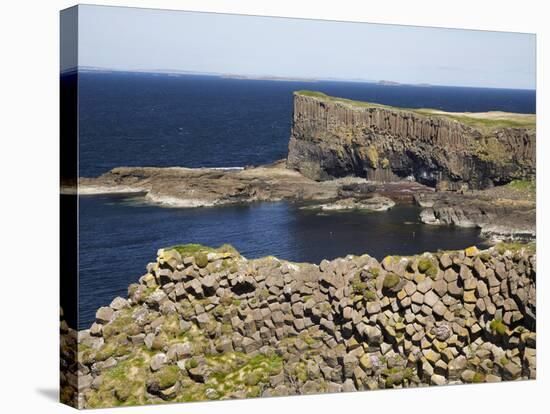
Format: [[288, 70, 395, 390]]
[[60, 5, 536, 409]]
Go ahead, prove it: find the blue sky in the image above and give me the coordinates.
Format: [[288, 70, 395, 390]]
[[72, 5, 536, 89]]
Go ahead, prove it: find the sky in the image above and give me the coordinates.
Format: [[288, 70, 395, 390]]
[[67, 5, 536, 89]]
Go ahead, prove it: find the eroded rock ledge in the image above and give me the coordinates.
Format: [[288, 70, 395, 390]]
[[78, 162, 535, 241], [78, 161, 417, 211], [415, 185, 536, 242], [287, 91, 535, 190], [62, 243, 536, 408]]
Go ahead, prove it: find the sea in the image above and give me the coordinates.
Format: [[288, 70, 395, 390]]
[[75, 71, 535, 328]]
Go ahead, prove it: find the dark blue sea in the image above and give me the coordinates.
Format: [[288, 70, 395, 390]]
[[76, 72, 535, 328]]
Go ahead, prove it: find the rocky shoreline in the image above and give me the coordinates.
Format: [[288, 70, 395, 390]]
[[79, 161, 534, 241], [61, 243, 536, 408], [78, 91, 535, 241], [416, 188, 535, 242], [78, 161, 427, 213]]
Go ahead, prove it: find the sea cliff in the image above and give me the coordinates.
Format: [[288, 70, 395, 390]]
[[77, 92, 536, 241], [287, 91, 535, 190], [61, 243, 536, 408]]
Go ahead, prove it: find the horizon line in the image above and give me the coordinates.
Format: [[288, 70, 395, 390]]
[[60, 65, 537, 92]]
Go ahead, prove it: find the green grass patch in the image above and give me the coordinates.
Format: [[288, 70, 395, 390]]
[[154, 365, 180, 389], [167, 243, 237, 257], [185, 358, 199, 370], [490, 318, 507, 336], [505, 179, 536, 194], [366, 146, 379, 168], [370, 267, 380, 277], [495, 242, 536, 255], [472, 372, 486, 383], [417, 257, 438, 279]]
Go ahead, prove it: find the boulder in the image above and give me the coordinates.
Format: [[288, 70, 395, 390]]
[[95, 307, 114, 324], [150, 353, 167, 372]]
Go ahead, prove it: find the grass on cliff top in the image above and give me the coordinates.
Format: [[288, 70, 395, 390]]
[[295, 90, 536, 132], [167, 243, 238, 256]]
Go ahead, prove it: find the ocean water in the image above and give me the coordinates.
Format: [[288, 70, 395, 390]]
[[78, 72, 535, 177], [78, 195, 488, 328], [76, 72, 535, 329]]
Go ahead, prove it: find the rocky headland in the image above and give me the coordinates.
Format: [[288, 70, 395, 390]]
[[287, 91, 535, 190], [78, 91, 535, 241], [61, 243, 536, 408]]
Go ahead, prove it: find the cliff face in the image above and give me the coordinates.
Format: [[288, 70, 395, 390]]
[[69, 243, 536, 408], [287, 93, 536, 190]]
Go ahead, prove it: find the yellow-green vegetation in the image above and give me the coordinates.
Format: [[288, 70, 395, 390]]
[[422, 111, 536, 133], [490, 318, 507, 336], [383, 366, 414, 388], [83, 304, 287, 407], [351, 274, 376, 301], [102, 309, 138, 339], [417, 257, 438, 279], [168, 243, 237, 256], [472, 372, 486, 383], [295, 90, 535, 133], [185, 358, 199, 370], [86, 352, 150, 407], [366, 146, 379, 168], [479, 252, 492, 262], [505, 179, 536, 195], [296, 90, 408, 111], [495, 241, 536, 255], [351, 274, 367, 294], [165, 243, 238, 269], [474, 136, 512, 166], [153, 365, 180, 389], [464, 246, 479, 257], [202, 353, 283, 399], [383, 273, 401, 289], [500, 357, 510, 366], [95, 341, 127, 362], [195, 252, 209, 268]]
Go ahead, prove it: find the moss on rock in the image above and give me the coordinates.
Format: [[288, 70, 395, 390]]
[[366, 146, 379, 169], [490, 318, 507, 336], [195, 252, 209, 268], [383, 273, 401, 289], [417, 257, 438, 279], [154, 365, 180, 389]]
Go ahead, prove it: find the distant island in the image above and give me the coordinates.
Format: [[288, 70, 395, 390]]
[[378, 80, 433, 87], [378, 80, 402, 86], [65, 67, 444, 88], [221, 74, 318, 82]]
